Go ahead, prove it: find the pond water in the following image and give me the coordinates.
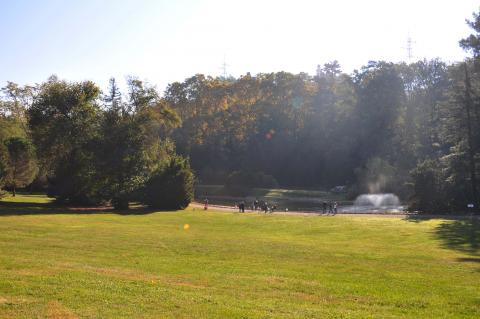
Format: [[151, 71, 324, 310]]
[[197, 193, 406, 214]]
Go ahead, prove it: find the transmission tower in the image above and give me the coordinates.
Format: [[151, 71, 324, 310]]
[[405, 35, 415, 62], [220, 55, 229, 79]]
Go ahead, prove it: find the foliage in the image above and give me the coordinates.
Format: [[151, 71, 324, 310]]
[[143, 156, 194, 210], [97, 79, 179, 209], [27, 77, 102, 204], [47, 145, 102, 205], [225, 170, 278, 195], [409, 160, 447, 213], [407, 11, 480, 213], [24, 77, 181, 207], [3, 137, 38, 196], [96, 110, 152, 209], [0, 156, 6, 193], [460, 11, 480, 58], [0, 116, 28, 193]]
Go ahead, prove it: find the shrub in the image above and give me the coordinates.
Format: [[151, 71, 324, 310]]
[[143, 156, 194, 210]]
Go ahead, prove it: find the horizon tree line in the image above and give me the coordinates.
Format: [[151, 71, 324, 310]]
[[1, 10, 480, 213]]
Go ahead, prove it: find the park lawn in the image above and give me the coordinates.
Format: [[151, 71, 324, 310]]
[[0, 195, 479, 318]]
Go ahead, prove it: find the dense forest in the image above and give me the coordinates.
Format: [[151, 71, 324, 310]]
[[1, 11, 480, 213]]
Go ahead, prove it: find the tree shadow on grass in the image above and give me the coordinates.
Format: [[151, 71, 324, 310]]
[[456, 257, 480, 263], [0, 200, 172, 216], [405, 214, 480, 267], [434, 217, 480, 256], [0, 200, 57, 215]]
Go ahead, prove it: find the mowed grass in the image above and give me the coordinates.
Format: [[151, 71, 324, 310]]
[[0, 195, 479, 318]]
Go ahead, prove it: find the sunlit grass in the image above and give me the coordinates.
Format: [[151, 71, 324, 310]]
[[0, 195, 478, 318], [1, 193, 54, 204]]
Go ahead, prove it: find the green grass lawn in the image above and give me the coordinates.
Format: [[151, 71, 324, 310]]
[[0, 194, 479, 318]]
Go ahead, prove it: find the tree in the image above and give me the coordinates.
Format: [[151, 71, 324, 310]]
[[104, 78, 122, 113], [462, 63, 479, 208], [0, 112, 29, 194], [409, 160, 446, 213], [0, 82, 35, 131], [97, 78, 179, 209], [460, 11, 480, 59], [28, 77, 102, 204], [143, 156, 194, 210], [4, 137, 38, 196], [459, 9, 480, 210], [97, 110, 155, 209], [0, 154, 6, 193]]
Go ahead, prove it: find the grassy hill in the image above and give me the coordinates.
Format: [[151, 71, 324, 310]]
[[0, 194, 479, 318]]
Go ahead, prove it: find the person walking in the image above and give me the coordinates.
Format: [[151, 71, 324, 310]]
[[239, 201, 245, 213], [204, 198, 209, 210], [271, 204, 277, 213], [333, 201, 338, 214]]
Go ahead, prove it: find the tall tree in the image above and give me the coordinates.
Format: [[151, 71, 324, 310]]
[[460, 11, 480, 59], [97, 78, 179, 209], [4, 137, 37, 196], [28, 77, 102, 204], [462, 63, 479, 207]]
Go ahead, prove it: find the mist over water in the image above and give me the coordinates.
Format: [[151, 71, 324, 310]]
[[354, 194, 400, 207], [340, 193, 404, 213]]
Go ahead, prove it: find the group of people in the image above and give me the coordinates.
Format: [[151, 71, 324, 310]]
[[203, 198, 276, 213], [239, 199, 276, 213], [322, 201, 338, 214], [203, 197, 338, 214]]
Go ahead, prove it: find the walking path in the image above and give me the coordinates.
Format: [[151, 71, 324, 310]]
[[190, 202, 410, 218], [190, 202, 480, 219]]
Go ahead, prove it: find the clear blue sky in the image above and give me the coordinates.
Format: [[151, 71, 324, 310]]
[[1, 0, 479, 93]]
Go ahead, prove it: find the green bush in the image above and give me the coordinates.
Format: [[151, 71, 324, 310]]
[[143, 156, 194, 210]]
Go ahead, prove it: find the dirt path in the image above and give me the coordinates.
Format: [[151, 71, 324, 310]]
[[190, 202, 411, 218]]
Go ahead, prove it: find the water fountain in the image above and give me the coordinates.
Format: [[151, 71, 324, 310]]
[[341, 193, 404, 213], [354, 193, 400, 207]]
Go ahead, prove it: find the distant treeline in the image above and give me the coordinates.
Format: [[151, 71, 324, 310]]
[[1, 11, 480, 213]]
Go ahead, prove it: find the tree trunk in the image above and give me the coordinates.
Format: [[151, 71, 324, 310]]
[[464, 63, 479, 212]]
